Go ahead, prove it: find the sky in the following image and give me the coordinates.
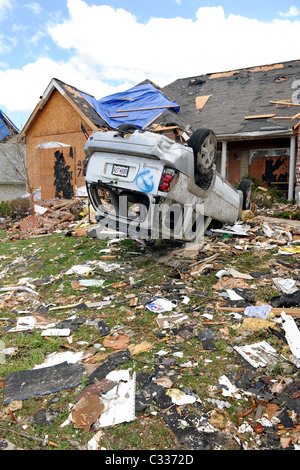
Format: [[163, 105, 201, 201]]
[[0, 0, 300, 130]]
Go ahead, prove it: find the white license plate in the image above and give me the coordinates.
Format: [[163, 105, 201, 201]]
[[112, 164, 129, 177]]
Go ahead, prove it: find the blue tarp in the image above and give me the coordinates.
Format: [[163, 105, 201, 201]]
[[0, 109, 19, 141], [80, 83, 180, 130]]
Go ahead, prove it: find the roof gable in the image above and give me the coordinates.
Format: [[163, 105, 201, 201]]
[[20, 78, 105, 137]]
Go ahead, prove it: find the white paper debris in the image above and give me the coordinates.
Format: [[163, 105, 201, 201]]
[[33, 350, 89, 369], [147, 298, 176, 313], [41, 328, 71, 337], [219, 375, 241, 399], [155, 312, 188, 328], [281, 312, 300, 361], [226, 289, 244, 301], [94, 370, 136, 428], [166, 388, 197, 406], [78, 279, 105, 287], [65, 265, 94, 275], [273, 278, 298, 295]]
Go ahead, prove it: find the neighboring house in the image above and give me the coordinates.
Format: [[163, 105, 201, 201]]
[[19, 79, 187, 200], [163, 59, 300, 200], [0, 110, 26, 201]]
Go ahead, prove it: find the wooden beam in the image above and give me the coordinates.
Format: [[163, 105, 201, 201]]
[[270, 100, 300, 107], [109, 115, 129, 118], [215, 306, 300, 318], [116, 105, 179, 113], [142, 112, 163, 129]]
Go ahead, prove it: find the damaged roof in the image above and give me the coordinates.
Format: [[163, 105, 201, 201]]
[[163, 59, 300, 140], [21, 78, 188, 136]]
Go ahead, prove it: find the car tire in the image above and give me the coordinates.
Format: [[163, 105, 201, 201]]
[[188, 129, 217, 175], [238, 179, 253, 210]]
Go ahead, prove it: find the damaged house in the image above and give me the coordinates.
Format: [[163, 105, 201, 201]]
[[19, 79, 187, 200], [0, 110, 26, 201], [163, 59, 300, 201], [21, 59, 300, 202]]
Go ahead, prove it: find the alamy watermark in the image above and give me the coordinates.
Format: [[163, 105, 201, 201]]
[[292, 80, 300, 104], [94, 196, 205, 246]]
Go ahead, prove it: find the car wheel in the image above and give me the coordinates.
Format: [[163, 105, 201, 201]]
[[238, 179, 253, 210], [188, 129, 217, 175]]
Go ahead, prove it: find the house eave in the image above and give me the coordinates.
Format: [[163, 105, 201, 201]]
[[216, 129, 295, 142]]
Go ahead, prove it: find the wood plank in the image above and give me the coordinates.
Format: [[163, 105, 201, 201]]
[[109, 114, 129, 118], [270, 101, 300, 107], [215, 306, 300, 318], [142, 112, 163, 129], [244, 114, 276, 119]]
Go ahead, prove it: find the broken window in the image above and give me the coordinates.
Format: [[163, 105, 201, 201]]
[[250, 148, 289, 164]]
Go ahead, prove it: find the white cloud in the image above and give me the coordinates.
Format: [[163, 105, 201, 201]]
[[1, 1, 300, 122], [279, 6, 300, 18], [0, 57, 133, 113], [47, 1, 300, 85]]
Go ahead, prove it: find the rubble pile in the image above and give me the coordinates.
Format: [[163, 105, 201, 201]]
[[0, 203, 300, 451]]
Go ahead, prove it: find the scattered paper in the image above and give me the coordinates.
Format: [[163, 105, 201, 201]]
[[65, 265, 94, 275], [166, 388, 197, 405], [281, 312, 300, 362], [273, 278, 298, 295], [234, 341, 281, 368], [94, 370, 136, 428], [219, 375, 241, 399], [244, 305, 272, 319], [33, 351, 90, 369], [41, 328, 71, 337], [155, 313, 188, 328], [147, 298, 176, 313]]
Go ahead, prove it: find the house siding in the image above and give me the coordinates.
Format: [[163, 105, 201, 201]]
[[25, 89, 91, 197]]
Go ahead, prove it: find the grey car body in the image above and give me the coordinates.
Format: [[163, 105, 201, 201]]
[[84, 127, 251, 242]]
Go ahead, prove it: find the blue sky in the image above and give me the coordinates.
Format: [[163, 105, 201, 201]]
[[0, 0, 300, 129]]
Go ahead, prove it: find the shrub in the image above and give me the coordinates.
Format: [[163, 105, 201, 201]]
[[0, 197, 31, 219], [0, 201, 9, 217]]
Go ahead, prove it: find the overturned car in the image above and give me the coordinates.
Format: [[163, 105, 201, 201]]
[[84, 125, 252, 243]]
